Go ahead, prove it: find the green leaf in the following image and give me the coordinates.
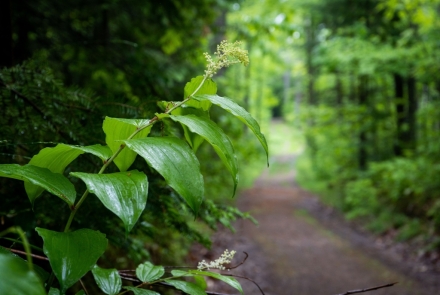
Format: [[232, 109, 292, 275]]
[[71, 170, 148, 233], [169, 270, 208, 291], [92, 265, 122, 295], [74, 144, 113, 161], [124, 137, 204, 214], [75, 291, 86, 295], [25, 143, 112, 202], [170, 114, 238, 196], [103, 117, 153, 171], [0, 247, 49, 282], [194, 275, 208, 291], [189, 270, 243, 294], [170, 107, 208, 153], [171, 269, 188, 277], [165, 280, 207, 295], [136, 262, 164, 283], [0, 164, 76, 206], [0, 253, 46, 295], [183, 76, 216, 110], [35, 228, 107, 293], [123, 286, 160, 295], [48, 288, 60, 295], [195, 94, 269, 165]]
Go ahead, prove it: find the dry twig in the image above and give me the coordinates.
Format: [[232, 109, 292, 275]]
[[333, 282, 398, 295]]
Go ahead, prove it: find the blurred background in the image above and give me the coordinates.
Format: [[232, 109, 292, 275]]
[[1, 0, 440, 286]]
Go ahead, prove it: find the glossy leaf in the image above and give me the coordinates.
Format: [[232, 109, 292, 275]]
[[92, 265, 122, 295], [0, 253, 46, 295], [170, 107, 208, 153], [0, 164, 76, 206], [183, 75, 216, 110], [123, 287, 160, 295], [195, 94, 269, 165], [48, 288, 60, 295], [189, 270, 243, 294], [125, 137, 204, 214], [71, 170, 148, 233], [170, 114, 238, 196], [36, 228, 108, 293], [165, 280, 207, 295], [103, 117, 153, 172], [25, 143, 112, 201], [74, 144, 113, 161], [0, 246, 49, 282], [136, 262, 164, 283]]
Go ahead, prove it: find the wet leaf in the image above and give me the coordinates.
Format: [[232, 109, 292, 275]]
[[36, 228, 107, 293], [136, 262, 164, 283], [103, 117, 152, 171], [71, 170, 148, 233], [195, 94, 269, 165], [25, 143, 112, 201], [124, 137, 204, 214], [92, 265, 122, 295], [0, 164, 76, 206], [170, 114, 238, 196]]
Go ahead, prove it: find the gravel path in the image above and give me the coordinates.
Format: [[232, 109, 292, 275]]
[[191, 155, 439, 295]]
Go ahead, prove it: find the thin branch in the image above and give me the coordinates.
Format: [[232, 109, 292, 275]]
[[333, 282, 398, 295], [222, 273, 265, 295], [80, 279, 89, 295], [228, 252, 248, 270], [7, 248, 49, 261]]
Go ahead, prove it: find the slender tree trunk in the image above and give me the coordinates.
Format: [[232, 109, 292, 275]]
[[394, 73, 405, 156], [305, 16, 316, 105], [407, 76, 417, 152], [335, 71, 343, 106], [358, 75, 368, 170]]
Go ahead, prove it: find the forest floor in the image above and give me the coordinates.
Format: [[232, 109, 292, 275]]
[[189, 154, 440, 295]]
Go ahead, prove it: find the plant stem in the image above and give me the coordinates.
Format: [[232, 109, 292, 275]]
[[0, 227, 33, 271], [62, 75, 208, 233]]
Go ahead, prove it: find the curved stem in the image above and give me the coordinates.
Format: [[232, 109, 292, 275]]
[[62, 75, 209, 233]]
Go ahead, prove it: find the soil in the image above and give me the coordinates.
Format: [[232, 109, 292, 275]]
[[189, 155, 440, 295]]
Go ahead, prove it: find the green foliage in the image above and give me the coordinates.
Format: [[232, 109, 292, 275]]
[[0, 41, 268, 294], [36, 228, 108, 293], [125, 137, 204, 214], [0, 253, 46, 295], [0, 164, 77, 206], [91, 265, 122, 295], [136, 262, 164, 283], [71, 171, 148, 234]]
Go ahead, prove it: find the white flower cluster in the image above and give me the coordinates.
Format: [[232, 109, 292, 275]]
[[197, 249, 236, 270], [204, 40, 249, 78]]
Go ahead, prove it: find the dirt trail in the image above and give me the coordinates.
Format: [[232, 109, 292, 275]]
[[196, 155, 439, 295]]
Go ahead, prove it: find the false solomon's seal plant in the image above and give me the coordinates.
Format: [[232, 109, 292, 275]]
[[0, 41, 268, 295]]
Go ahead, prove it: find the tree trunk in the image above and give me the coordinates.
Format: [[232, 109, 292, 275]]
[[358, 75, 368, 170], [305, 16, 316, 105], [394, 73, 405, 156], [407, 76, 417, 152]]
